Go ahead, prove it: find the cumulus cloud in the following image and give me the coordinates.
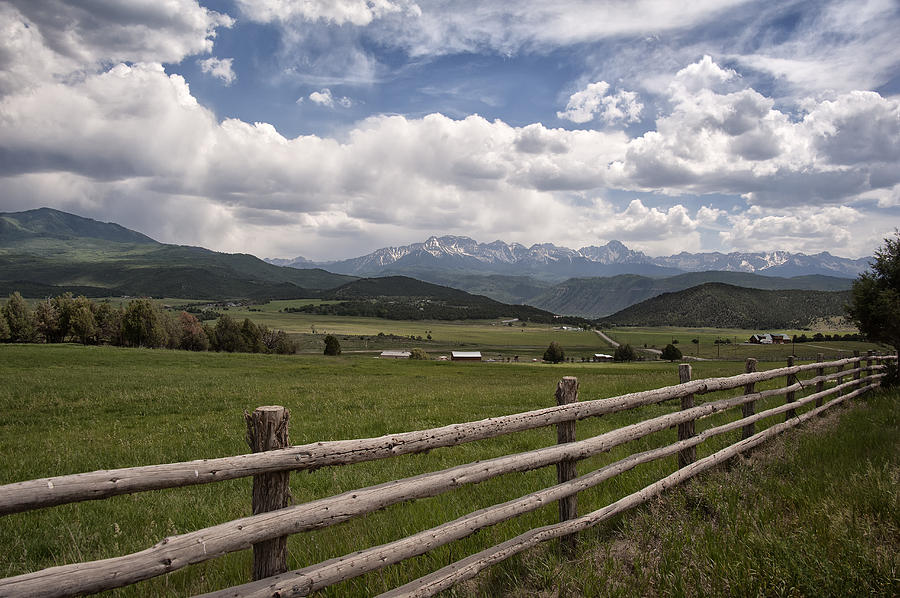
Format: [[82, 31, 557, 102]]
[[308, 88, 353, 108], [198, 57, 236, 85], [1, 18, 897, 260], [4, 0, 233, 69], [720, 206, 865, 254], [557, 81, 642, 125]]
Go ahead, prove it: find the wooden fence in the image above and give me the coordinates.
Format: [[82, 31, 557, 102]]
[[0, 351, 895, 597]]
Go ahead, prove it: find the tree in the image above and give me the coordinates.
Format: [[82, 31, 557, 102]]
[[543, 341, 565, 363], [848, 231, 900, 355], [70, 297, 97, 345], [0, 310, 9, 341], [323, 334, 341, 356], [613, 344, 638, 362], [410, 347, 428, 360], [661, 343, 682, 362], [211, 314, 247, 352], [34, 299, 62, 343], [3, 292, 34, 342], [122, 299, 167, 348], [178, 311, 209, 351]]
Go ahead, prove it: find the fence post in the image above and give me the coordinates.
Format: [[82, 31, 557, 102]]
[[785, 356, 797, 421], [853, 350, 861, 390], [555, 377, 578, 554], [741, 358, 758, 438], [245, 405, 292, 580], [815, 353, 825, 415], [866, 350, 874, 383], [836, 362, 845, 397], [677, 364, 695, 469]]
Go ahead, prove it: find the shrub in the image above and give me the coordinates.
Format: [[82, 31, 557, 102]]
[[410, 347, 428, 360]]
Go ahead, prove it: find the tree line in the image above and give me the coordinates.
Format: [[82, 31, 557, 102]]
[[0, 292, 298, 354]]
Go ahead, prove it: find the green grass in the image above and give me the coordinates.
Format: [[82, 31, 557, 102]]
[[604, 326, 886, 362], [482, 388, 900, 597], [0, 344, 893, 596], [223, 307, 609, 356]]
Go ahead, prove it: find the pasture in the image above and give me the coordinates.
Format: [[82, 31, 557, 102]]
[[1, 343, 896, 596]]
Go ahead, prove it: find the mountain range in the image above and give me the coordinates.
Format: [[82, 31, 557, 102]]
[[270, 235, 871, 280], [0, 209, 864, 322]]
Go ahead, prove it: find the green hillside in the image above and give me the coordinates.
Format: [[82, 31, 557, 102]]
[[296, 275, 562, 321], [534, 271, 854, 317], [601, 282, 852, 328], [0, 208, 355, 299]]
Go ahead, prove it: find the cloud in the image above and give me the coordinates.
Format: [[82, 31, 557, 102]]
[[720, 205, 866, 254], [3, 0, 233, 69], [198, 57, 236, 85], [236, 0, 420, 27], [557, 81, 642, 125], [308, 88, 353, 108]]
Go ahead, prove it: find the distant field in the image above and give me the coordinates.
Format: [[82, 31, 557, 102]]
[[602, 326, 885, 362], [223, 305, 608, 356]]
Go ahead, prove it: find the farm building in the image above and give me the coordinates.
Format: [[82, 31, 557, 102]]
[[749, 333, 791, 344], [380, 350, 411, 359], [593, 353, 614, 362], [451, 351, 482, 361]]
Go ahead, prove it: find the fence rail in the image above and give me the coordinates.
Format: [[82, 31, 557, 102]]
[[0, 352, 895, 598]]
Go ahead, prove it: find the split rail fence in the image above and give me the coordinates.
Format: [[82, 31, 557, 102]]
[[0, 351, 895, 597]]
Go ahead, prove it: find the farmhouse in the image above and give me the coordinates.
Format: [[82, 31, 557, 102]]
[[451, 351, 482, 361], [749, 333, 791, 344], [593, 353, 614, 362], [380, 350, 411, 359]]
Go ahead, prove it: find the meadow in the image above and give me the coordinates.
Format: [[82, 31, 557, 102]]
[[1, 342, 895, 596]]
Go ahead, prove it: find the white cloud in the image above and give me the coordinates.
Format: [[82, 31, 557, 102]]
[[308, 88, 353, 108], [198, 57, 236, 85], [236, 0, 420, 26], [3, 0, 233, 71], [719, 206, 871, 255], [557, 81, 642, 125]]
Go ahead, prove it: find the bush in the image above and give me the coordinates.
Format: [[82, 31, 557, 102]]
[[323, 334, 341, 356], [660, 343, 682, 361], [613, 344, 638, 362], [410, 347, 428, 360], [543, 341, 565, 363]]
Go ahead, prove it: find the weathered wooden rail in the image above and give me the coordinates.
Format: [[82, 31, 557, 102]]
[[0, 351, 894, 597]]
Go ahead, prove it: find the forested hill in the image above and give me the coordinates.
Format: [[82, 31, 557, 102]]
[[0, 208, 355, 299], [293, 276, 563, 322], [600, 283, 852, 329], [531, 271, 854, 317]]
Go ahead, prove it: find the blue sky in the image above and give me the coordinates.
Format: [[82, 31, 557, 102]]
[[1, 0, 899, 260]]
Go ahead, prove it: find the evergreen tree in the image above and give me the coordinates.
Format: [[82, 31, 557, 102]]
[[543, 341, 565, 363], [613, 344, 638, 362], [323, 334, 341, 356], [660, 343, 682, 362]]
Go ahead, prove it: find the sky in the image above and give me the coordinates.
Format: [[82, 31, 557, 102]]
[[1, 0, 899, 261]]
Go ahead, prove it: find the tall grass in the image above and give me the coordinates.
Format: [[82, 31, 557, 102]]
[[0, 344, 892, 596]]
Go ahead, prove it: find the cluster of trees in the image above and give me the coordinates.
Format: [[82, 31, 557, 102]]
[[0, 292, 298, 355], [792, 332, 865, 343]]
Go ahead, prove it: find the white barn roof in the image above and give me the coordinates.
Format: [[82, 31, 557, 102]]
[[451, 351, 482, 358]]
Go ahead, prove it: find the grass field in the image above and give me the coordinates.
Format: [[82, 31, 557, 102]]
[[222, 306, 610, 356], [0, 344, 895, 596], [602, 326, 885, 362]]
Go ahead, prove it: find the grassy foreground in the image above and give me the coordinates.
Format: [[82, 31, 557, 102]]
[[0, 344, 895, 596], [476, 388, 900, 597]]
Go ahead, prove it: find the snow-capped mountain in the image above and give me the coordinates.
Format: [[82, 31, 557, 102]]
[[265, 237, 871, 280]]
